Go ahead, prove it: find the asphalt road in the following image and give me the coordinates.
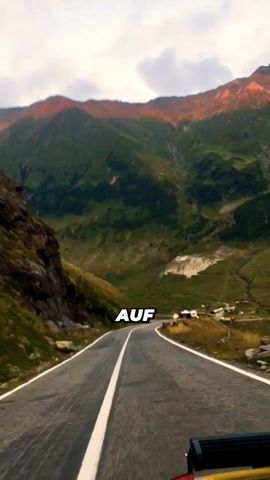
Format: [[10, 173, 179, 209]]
[[1, 322, 270, 480]]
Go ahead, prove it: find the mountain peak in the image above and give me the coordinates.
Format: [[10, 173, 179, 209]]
[[1, 65, 270, 130], [252, 64, 270, 76]]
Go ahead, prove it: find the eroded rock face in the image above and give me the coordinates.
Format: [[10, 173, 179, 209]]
[[0, 174, 93, 327], [163, 247, 234, 278]]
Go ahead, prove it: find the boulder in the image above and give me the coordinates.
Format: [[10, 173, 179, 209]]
[[245, 348, 259, 360], [260, 336, 270, 345], [256, 350, 270, 360], [259, 344, 270, 352], [74, 323, 90, 330], [45, 336, 55, 346], [46, 321, 60, 333], [256, 360, 267, 366], [29, 352, 41, 360], [55, 340, 76, 353]]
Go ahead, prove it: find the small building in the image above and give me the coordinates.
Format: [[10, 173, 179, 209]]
[[180, 309, 199, 319], [224, 306, 236, 313], [211, 307, 225, 315]]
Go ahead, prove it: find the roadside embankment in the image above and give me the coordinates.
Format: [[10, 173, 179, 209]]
[[161, 316, 270, 372]]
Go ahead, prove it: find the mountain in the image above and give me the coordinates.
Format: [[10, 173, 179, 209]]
[[0, 107, 201, 274], [1, 98, 270, 274], [0, 173, 99, 327], [0, 65, 270, 132], [0, 173, 121, 385], [1, 66, 270, 312]]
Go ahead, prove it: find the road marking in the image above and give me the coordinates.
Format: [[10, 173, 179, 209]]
[[77, 328, 135, 480], [0, 331, 111, 401], [155, 326, 270, 387]]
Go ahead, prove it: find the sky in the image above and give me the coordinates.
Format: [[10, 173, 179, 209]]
[[0, 0, 270, 107]]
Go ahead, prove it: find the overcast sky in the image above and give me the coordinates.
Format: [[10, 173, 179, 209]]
[[0, 0, 270, 107]]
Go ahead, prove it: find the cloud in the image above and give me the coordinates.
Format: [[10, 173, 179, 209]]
[[0, 78, 21, 107], [243, 52, 270, 77], [0, 62, 100, 107], [0, 0, 270, 105], [64, 79, 99, 100], [187, 0, 232, 32], [138, 49, 233, 96], [22, 62, 74, 96]]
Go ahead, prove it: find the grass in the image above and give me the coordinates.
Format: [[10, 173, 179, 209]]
[[109, 240, 270, 315], [235, 320, 270, 336], [0, 261, 123, 390], [162, 316, 261, 362], [56, 224, 183, 276], [0, 292, 54, 384], [201, 144, 256, 167], [63, 260, 123, 318], [107, 253, 248, 313], [0, 290, 111, 388], [239, 247, 270, 308]]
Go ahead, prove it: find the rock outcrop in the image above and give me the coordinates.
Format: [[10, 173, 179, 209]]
[[245, 336, 270, 368], [0, 174, 94, 327], [163, 247, 234, 278], [55, 340, 77, 353]]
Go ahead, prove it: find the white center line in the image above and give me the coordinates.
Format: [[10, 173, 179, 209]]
[[77, 327, 136, 480]]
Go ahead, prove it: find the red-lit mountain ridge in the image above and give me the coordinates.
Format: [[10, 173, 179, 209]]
[[0, 65, 270, 131]]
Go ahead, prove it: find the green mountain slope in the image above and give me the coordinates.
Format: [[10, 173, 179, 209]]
[[0, 109, 199, 273], [0, 109, 180, 219], [1, 105, 270, 310]]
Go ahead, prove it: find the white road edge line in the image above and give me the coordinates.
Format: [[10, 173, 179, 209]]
[[0, 331, 112, 401], [155, 326, 270, 386], [77, 327, 135, 480]]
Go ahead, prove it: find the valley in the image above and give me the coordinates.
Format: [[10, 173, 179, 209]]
[[2, 3, 270, 479]]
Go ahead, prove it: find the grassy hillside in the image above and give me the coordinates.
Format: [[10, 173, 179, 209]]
[[0, 110, 196, 273], [238, 246, 270, 308], [0, 292, 60, 384], [0, 262, 122, 387], [0, 174, 122, 389], [0, 291, 106, 385], [0, 110, 183, 221], [107, 242, 270, 315], [222, 193, 270, 240], [107, 254, 247, 312], [162, 317, 261, 362], [63, 261, 123, 318], [1, 105, 270, 309], [1, 106, 270, 222]]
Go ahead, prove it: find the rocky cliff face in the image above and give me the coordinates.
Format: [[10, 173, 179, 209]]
[[0, 174, 94, 327]]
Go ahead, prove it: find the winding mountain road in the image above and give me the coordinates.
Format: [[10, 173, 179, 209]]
[[1, 322, 270, 480]]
